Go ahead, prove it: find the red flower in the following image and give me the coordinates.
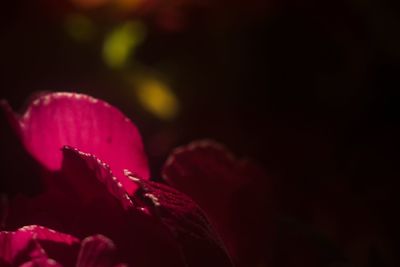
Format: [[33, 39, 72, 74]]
[[1, 92, 269, 266], [162, 140, 274, 266]]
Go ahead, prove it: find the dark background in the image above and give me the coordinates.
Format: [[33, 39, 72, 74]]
[[1, 0, 399, 266]]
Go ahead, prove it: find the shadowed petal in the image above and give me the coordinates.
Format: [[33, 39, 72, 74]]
[[6, 146, 133, 235], [9, 92, 149, 194], [0, 225, 79, 266], [8, 147, 185, 267], [19, 258, 62, 267], [162, 140, 274, 266], [76, 235, 122, 267], [18, 225, 79, 245], [126, 171, 233, 267], [0, 101, 42, 197], [0, 229, 42, 265]]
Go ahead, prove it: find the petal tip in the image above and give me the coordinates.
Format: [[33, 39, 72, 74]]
[[81, 234, 116, 249], [18, 91, 150, 180]]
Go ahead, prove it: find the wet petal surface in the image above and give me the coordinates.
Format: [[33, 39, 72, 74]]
[[12, 92, 149, 194], [162, 140, 274, 266]]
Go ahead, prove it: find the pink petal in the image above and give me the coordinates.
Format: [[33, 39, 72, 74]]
[[126, 171, 233, 267], [76, 235, 121, 267], [19, 258, 62, 267], [162, 140, 274, 266], [18, 225, 79, 245], [0, 229, 40, 265], [60, 146, 135, 211], [8, 147, 186, 267], [20, 225, 80, 267], [11, 92, 149, 194], [0, 225, 79, 266], [6, 146, 132, 236]]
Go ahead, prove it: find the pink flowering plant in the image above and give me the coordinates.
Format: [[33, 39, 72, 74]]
[[0, 92, 270, 267]]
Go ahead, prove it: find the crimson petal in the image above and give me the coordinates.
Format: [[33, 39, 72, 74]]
[[8, 147, 185, 267], [0, 229, 44, 265], [0, 225, 79, 266], [9, 92, 149, 194], [162, 140, 274, 266], [76, 235, 122, 267], [19, 258, 62, 267], [126, 171, 233, 267], [6, 146, 132, 235], [17, 225, 79, 245], [59, 148, 185, 267], [19, 259, 62, 267]]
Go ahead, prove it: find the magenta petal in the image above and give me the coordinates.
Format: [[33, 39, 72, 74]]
[[126, 171, 233, 267], [76, 235, 121, 267], [0, 229, 40, 265], [0, 225, 79, 266], [20, 225, 80, 267], [8, 147, 186, 267], [19, 258, 62, 267], [18, 225, 79, 245], [6, 146, 132, 235], [162, 140, 274, 266], [58, 149, 186, 267], [12, 92, 149, 194], [60, 146, 135, 211]]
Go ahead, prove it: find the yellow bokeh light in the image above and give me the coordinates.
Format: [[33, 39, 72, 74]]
[[102, 21, 145, 69], [135, 79, 179, 120]]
